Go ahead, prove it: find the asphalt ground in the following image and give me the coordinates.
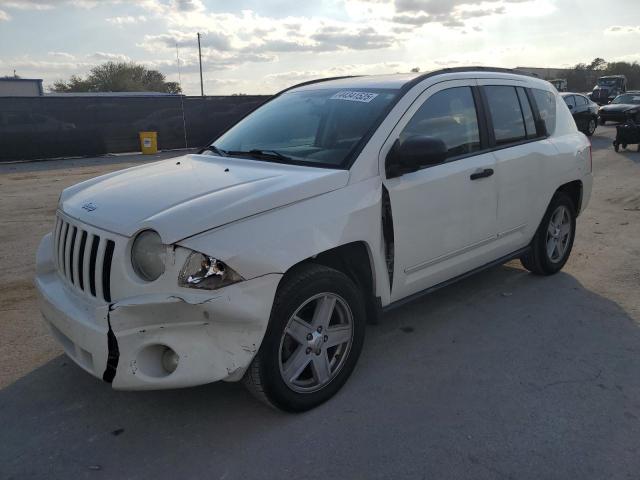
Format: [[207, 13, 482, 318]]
[[0, 127, 639, 479]]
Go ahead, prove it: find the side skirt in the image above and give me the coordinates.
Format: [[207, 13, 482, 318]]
[[381, 246, 530, 314]]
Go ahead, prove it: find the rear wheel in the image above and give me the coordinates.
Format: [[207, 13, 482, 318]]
[[520, 192, 576, 275], [244, 264, 365, 412], [585, 118, 597, 137]]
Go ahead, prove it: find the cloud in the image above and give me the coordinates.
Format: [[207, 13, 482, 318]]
[[172, 0, 204, 12], [0, 0, 106, 9], [605, 25, 640, 35], [0, 8, 9, 19], [106, 15, 147, 25], [47, 51, 75, 59], [0, 0, 54, 9], [140, 29, 233, 51], [311, 26, 395, 50], [88, 52, 132, 62], [384, 0, 528, 27]]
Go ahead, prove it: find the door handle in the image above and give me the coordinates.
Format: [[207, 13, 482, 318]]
[[470, 168, 494, 180]]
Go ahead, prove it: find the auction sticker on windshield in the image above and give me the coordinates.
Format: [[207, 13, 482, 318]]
[[330, 91, 379, 103]]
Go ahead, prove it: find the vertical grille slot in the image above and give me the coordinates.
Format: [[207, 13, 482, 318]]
[[102, 240, 115, 302], [88, 235, 99, 297], [77, 231, 88, 291], [68, 227, 77, 285], [53, 214, 116, 303], [60, 222, 70, 279], [53, 217, 63, 269]]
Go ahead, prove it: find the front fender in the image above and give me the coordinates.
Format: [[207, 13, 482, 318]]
[[178, 176, 390, 303]]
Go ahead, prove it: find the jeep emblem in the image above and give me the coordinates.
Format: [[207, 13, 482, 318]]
[[82, 202, 97, 212]]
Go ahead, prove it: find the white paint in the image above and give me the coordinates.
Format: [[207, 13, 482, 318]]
[[36, 70, 592, 390]]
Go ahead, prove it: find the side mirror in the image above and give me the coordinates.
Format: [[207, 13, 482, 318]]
[[386, 135, 448, 178], [567, 104, 573, 110]]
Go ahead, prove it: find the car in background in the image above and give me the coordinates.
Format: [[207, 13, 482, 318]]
[[561, 93, 598, 136], [598, 91, 640, 125]]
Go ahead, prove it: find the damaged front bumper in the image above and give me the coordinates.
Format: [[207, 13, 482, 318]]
[[35, 233, 281, 390]]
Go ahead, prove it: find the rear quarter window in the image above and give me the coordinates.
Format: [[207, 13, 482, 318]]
[[532, 89, 557, 136]]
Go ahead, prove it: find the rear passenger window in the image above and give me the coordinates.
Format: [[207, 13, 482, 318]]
[[564, 95, 576, 108], [484, 86, 527, 144], [575, 95, 587, 106], [517, 87, 537, 139], [400, 86, 481, 160], [532, 89, 557, 135]]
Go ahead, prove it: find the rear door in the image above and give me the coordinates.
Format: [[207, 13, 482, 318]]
[[477, 82, 554, 254], [563, 95, 578, 126], [573, 95, 590, 129], [381, 80, 499, 301]]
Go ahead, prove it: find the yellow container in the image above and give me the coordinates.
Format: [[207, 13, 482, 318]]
[[139, 131, 158, 154]]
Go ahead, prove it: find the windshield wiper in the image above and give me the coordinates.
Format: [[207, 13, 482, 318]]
[[224, 149, 292, 162], [206, 145, 227, 157]]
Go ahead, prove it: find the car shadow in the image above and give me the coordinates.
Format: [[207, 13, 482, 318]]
[[2, 262, 640, 479]]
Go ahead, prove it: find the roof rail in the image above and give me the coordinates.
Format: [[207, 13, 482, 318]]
[[278, 75, 361, 94]]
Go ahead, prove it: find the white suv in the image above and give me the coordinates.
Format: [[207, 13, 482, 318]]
[[36, 68, 592, 411]]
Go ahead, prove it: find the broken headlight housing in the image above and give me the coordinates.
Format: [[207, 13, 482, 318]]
[[178, 252, 243, 290]]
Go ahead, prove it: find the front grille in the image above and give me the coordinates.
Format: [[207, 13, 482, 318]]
[[53, 214, 115, 303]]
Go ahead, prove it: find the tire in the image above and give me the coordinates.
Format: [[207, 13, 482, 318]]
[[622, 144, 628, 150], [520, 192, 576, 276], [243, 263, 366, 412], [585, 118, 597, 137], [599, 117, 606, 126], [614, 142, 620, 152]]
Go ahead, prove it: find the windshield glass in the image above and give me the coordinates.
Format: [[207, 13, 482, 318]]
[[210, 88, 399, 168], [612, 94, 640, 104], [598, 78, 621, 87]]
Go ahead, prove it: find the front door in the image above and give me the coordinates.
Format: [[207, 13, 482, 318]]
[[381, 81, 498, 302]]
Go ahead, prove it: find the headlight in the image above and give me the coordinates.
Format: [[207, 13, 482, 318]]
[[178, 252, 243, 290], [131, 230, 166, 282]]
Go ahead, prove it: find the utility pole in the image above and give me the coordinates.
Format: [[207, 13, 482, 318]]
[[197, 32, 204, 97]]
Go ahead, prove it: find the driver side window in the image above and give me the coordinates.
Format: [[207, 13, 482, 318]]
[[400, 86, 481, 161]]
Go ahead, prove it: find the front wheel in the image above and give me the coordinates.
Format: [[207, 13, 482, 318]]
[[585, 118, 597, 137], [244, 264, 365, 412], [520, 192, 576, 275]]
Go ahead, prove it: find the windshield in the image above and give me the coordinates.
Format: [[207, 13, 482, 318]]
[[210, 88, 399, 168], [598, 78, 621, 87], [612, 94, 640, 105]]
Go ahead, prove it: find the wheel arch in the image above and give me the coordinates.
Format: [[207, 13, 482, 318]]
[[556, 179, 583, 215], [280, 241, 381, 324]]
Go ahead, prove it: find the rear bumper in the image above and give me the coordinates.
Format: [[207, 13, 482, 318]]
[[36, 232, 282, 390]]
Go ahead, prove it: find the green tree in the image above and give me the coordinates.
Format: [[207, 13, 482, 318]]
[[51, 62, 182, 94]]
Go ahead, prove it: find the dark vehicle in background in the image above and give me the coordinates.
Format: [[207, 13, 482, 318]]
[[590, 75, 627, 105], [561, 93, 598, 136], [598, 92, 640, 125]]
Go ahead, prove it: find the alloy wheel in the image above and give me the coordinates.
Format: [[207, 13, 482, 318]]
[[278, 293, 354, 393], [546, 205, 572, 263]]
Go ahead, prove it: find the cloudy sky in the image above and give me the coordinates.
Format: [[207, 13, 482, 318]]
[[1, 0, 639, 95]]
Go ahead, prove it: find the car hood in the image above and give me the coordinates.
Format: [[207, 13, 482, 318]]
[[600, 103, 639, 113], [60, 154, 349, 243]]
